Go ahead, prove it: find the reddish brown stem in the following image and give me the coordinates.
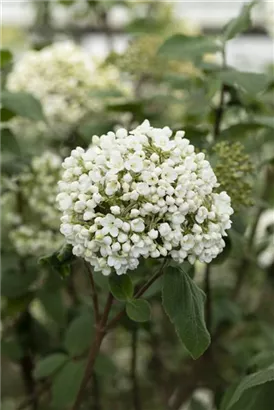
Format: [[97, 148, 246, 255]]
[[84, 261, 100, 323], [71, 293, 113, 410]]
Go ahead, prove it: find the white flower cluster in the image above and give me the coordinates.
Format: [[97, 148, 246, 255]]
[[9, 226, 63, 257], [20, 151, 63, 229], [7, 41, 125, 139], [5, 152, 64, 256], [57, 120, 234, 275]]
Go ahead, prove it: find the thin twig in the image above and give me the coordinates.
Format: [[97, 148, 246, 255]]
[[85, 261, 100, 324], [131, 326, 142, 410], [213, 47, 226, 140], [204, 264, 212, 335]]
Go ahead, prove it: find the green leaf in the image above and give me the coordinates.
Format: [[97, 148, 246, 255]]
[[1, 269, 37, 298], [51, 360, 85, 409], [1, 49, 13, 69], [126, 299, 151, 322], [109, 274, 134, 301], [224, 367, 274, 410], [89, 88, 125, 99], [1, 338, 23, 361], [223, 1, 257, 40], [219, 122, 266, 140], [1, 129, 21, 156], [253, 116, 274, 129], [34, 354, 68, 379], [248, 351, 274, 371], [162, 266, 210, 359], [231, 382, 274, 410], [1, 107, 16, 122], [218, 70, 268, 94], [59, 0, 75, 6], [158, 34, 221, 61], [38, 289, 66, 324], [94, 353, 117, 377], [64, 313, 94, 356], [1, 91, 45, 121]]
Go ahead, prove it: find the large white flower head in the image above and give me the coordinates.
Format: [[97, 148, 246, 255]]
[[57, 120, 234, 276], [7, 41, 125, 139]]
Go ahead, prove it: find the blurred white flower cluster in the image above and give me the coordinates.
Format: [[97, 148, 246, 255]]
[[57, 120, 233, 276], [3, 152, 64, 256], [7, 41, 124, 139]]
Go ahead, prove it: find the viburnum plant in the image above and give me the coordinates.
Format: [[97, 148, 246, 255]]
[[56, 120, 233, 408], [1, 1, 274, 410]]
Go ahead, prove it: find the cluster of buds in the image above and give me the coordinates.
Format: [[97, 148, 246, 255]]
[[213, 141, 253, 210]]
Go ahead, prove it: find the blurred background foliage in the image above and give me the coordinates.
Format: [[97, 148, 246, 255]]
[[1, 1, 274, 410]]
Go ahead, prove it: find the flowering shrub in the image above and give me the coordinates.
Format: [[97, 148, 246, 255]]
[[1, 2, 274, 410]]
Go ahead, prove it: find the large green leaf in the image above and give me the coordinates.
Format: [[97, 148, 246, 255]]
[[34, 353, 68, 379], [64, 313, 94, 356], [218, 70, 268, 94], [223, 1, 257, 40], [162, 266, 210, 359], [223, 367, 274, 410], [1, 91, 45, 121], [51, 359, 86, 409], [126, 299, 151, 322], [158, 34, 221, 61], [109, 274, 133, 301]]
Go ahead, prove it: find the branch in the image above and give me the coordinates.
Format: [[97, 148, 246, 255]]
[[204, 264, 212, 335], [213, 47, 226, 140], [71, 293, 113, 410], [71, 260, 168, 409], [84, 261, 100, 324], [213, 84, 225, 140]]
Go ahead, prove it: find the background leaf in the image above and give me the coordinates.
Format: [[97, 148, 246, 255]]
[[51, 359, 86, 409], [34, 353, 68, 379], [64, 312, 94, 356], [224, 367, 274, 410], [158, 34, 221, 61], [223, 1, 257, 40], [1, 91, 45, 121]]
